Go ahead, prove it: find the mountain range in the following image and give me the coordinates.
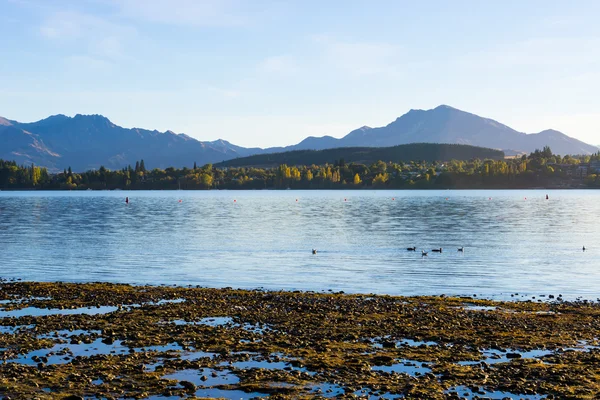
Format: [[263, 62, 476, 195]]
[[1, 105, 597, 172]]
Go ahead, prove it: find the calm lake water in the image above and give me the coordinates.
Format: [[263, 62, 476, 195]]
[[0, 190, 598, 300]]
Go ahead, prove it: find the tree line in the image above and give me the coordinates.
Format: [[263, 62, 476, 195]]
[[1, 147, 599, 190]]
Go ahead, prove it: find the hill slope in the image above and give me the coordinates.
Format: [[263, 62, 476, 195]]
[[216, 143, 505, 168]]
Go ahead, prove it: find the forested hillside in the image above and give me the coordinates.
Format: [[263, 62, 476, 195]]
[[216, 143, 505, 168]]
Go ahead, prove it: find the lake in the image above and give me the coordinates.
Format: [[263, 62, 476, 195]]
[[0, 190, 598, 300]]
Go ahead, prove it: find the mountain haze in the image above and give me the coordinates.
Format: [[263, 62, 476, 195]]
[[0, 106, 596, 172], [0, 114, 264, 172], [286, 105, 598, 156]]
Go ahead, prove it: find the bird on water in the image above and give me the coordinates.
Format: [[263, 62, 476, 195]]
[[458, 247, 464, 252], [312, 249, 317, 255], [432, 248, 442, 253], [407, 247, 417, 251], [422, 250, 428, 256]]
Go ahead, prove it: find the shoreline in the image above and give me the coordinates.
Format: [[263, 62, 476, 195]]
[[0, 277, 591, 303], [1, 281, 599, 399], [0, 186, 596, 191]]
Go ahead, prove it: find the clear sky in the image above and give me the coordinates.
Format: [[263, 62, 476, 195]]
[[1, 0, 599, 148]]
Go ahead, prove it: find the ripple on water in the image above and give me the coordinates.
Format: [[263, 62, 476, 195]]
[[3, 190, 600, 300]]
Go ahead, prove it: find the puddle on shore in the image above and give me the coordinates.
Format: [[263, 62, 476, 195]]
[[39, 329, 101, 339], [164, 368, 240, 386], [458, 348, 552, 366], [222, 359, 290, 371], [446, 385, 545, 399], [311, 383, 397, 399], [0, 298, 185, 320], [218, 354, 314, 376], [0, 297, 52, 306], [0, 324, 35, 334], [6, 338, 183, 365], [311, 383, 345, 397], [170, 317, 273, 335], [460, 304, 498, 312], [198, 317, 234, 327], [0, 305, 119, 318], [11, 339, 130, 365], [372, 360, 432, 376], [352, 388, 400, 399], [193, 388, 267, 399], [372, 337, 438, 349], [179, 350, 216, 361], [151, 299, 186, 305], [146, 351, 217, 371]]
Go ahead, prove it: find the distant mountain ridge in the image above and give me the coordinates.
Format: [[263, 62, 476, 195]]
[[0, 114, 265, 172], [0, 105, 596, 172], [285, 105, 597, 156]]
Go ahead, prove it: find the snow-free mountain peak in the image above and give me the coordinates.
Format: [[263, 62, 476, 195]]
[[1, 106, 597, 172]]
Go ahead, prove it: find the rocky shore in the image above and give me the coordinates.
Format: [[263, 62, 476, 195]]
[[1, 281, 600, 399]]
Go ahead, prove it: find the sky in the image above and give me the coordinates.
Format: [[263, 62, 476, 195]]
[[1, 0, 599, 148]]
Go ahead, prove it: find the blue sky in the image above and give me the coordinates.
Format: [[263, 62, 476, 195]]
[[1, 0, 599, 147]]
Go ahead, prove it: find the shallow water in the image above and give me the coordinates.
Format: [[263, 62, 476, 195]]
[[0, 305, 119, 318], [371, 360, 432, 376], [1, 190, 599, 299], [447, 385, 544, 400]]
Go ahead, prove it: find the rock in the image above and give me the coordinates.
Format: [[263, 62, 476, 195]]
[[180, 381, 196, 392], [506, 352, 522, 359]]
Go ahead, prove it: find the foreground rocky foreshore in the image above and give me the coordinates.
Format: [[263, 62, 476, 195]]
[[1, 282, 600, 399]]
